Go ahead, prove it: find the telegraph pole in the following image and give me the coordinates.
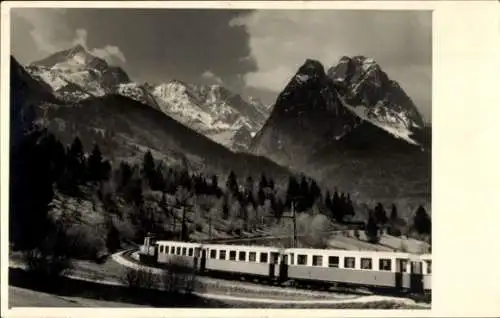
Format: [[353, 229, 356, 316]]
[[280, 200, 298, 248]]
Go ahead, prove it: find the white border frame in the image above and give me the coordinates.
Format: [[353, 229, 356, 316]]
[[2, 1, 500, 317]]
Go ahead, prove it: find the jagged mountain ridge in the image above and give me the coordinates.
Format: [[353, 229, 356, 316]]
[[11, 56, 292, 183], [25, 45, 270, 152], [250, 57, 430, 205]]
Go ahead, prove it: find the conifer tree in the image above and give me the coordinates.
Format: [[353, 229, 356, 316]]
[[286, 176, 300, 209], [10, 130, 55, 250], [257, 187, 266, 206], [259, 173, 268, 190], [309, 180, 321, 207], [88, 143, 104, 182], [268, 178, 275, 190], [374, 202, 388, 224], [226, 170, 239, 195], [390, 204, 398, 222], [365, 211, 380, 244], [413, 205, 431, 235], [222, 198, 230, 220], [67, 136, 87, 183]]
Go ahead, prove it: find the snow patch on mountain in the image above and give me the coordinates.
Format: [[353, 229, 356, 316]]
[[295, 74, 310, 84], [338, 95, 419, 145], [24, 45, 273, 152]]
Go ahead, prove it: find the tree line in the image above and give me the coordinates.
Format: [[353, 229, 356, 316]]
[[10, 127, 432, 258]]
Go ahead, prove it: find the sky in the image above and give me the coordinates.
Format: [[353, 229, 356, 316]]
[[11, 8, 432, 122]]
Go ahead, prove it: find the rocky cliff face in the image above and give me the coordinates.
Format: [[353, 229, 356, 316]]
[[250, 57, 430, 204]]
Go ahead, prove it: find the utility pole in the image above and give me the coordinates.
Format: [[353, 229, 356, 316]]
[[280, 200, 298, 248]]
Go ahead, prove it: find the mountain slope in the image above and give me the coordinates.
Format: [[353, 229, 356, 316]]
[[12, 55, 291, 182], [10, 57, 58, 148], [25, 45, 271, 152], [250, 58, 430, 206]]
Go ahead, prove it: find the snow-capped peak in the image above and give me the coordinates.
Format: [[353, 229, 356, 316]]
[[24, 45, 273, 152]]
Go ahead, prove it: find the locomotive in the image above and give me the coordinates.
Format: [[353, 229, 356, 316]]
[[138, 235, 431, 294]]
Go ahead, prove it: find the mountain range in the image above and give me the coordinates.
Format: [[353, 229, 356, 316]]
[[25, 44, 271, 152], [11, 45, 431, 214], [10, 54, 290, 183], [250, 56, 431, 207]]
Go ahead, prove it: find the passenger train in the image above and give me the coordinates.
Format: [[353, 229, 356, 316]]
[[138, 235, 431, 294]]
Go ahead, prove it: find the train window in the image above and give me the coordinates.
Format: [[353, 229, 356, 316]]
[[344, 257, 356, 269], [260, 252, 268, 263], [271, 252, 279, 264], [425, 260, 432, 274], [182, 247, 187, 256], [229, 251, 237, 261], [312, 255, 323, 266], [290, 253, 294, 265], [249, 252, 257, 262], [361, 258, 372, 270], [195, 248, 200, 257], [282, 255, 288, 264], [397, 259, 408, 273], [239, 251, 246, 261], [165, 246, 169, 254], [176, 247, 181, 255], [219, 250, 226, 260], [297, 254, 308, 265], [210, 249, 217, 259], [328, 256, 339, 268], [188, 248, 194, 257], [379, 258, 392, 271], [159, 245, 163, 253], [171, 246, 175, 254]]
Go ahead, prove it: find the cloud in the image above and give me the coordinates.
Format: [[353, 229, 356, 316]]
[[12, 8, 127, 66], [231, 10, 432, 121], [12, 8, 72, 54], [201, 70, 224, 84]]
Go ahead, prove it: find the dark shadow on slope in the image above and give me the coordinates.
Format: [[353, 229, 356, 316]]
[[9, 267, 230, 308]]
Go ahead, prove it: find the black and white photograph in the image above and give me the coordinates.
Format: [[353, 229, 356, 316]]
[[6, 4, 434, 310]]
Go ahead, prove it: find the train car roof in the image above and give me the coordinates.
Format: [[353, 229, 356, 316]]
[[155, 241, 203, 247], [201, 243, 282, 252], [284, 247, 416, 259]]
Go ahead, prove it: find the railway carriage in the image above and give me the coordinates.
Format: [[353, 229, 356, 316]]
[[284, 248, 425, 292], [202, 243, 285, 280], [138, 236, 432, 295], [156, 241, 203, 269]]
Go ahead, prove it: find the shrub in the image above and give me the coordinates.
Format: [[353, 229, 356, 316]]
[[23, 248, 72, 289], [387, 226, 402, 237], [299, 214, 334, 248], [161, 259, 199, 295], [121, 266, 158, 291]]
